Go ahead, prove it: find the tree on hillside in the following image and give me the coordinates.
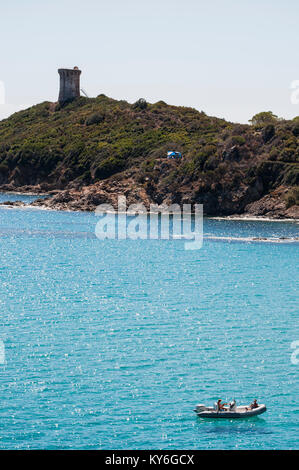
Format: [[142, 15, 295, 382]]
[[133, 98, 148, 110], [249, 111, 278, 126]]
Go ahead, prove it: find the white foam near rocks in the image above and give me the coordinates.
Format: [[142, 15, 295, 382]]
[[208, 216, 299, 223], [204, 235, 299, 243]]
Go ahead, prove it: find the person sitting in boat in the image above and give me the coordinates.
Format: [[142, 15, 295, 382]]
[[249, 399, 259, 410], [216, 399, 227, 411]]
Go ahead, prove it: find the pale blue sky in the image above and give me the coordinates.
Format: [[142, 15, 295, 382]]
[[1, 0, 299, 122]]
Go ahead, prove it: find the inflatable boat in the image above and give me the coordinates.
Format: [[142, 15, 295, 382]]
[[194, 403, 267, 418]]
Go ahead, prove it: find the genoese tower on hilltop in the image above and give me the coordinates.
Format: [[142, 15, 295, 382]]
[[58, 66, 81, 103]]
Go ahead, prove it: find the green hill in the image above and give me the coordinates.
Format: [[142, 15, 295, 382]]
[[0, 95, 298, 217]]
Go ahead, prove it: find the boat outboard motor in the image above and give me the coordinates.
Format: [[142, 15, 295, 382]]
[[194, 404, 206, 413]]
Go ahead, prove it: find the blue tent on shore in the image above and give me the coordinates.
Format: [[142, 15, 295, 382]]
[[167, 151, 182, 159]]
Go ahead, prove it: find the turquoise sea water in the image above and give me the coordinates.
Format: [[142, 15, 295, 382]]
[[0, 194, 298, 449]]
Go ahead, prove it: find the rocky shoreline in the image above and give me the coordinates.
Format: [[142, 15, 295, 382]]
[[1, 181, 298, 220]]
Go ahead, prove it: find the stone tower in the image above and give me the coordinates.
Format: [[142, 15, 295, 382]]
[[58, 66, 81, 103]]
